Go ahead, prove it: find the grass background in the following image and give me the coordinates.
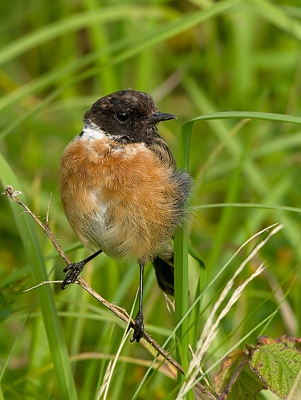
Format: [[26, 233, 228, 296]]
[[1, 0, 301, 399]]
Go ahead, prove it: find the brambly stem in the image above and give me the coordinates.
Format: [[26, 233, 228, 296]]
[[2, 184, 214, 399]]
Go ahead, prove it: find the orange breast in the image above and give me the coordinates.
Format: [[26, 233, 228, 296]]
[[60, 135, 185, 263]]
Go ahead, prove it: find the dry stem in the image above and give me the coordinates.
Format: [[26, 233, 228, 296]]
[[2, 184, 214, 399]]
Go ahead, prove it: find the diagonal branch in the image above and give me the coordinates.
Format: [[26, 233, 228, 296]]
[[2, 184, 215, 399]]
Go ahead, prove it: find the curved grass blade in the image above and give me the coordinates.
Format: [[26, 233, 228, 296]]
[[0, 155, 78, 400]]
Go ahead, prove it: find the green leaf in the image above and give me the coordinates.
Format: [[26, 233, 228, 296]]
[[214, 350, 266, 399], [250, 337, 301, 399]]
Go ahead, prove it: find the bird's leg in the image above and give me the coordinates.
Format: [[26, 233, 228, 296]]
[[131, 262, 145, 342], [61, 249, 103, 290]]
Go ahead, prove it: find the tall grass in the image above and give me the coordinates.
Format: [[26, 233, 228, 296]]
[[1, 0, 301, 399]]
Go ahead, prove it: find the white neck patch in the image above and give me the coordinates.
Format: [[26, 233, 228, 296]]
[[80, 122, 107, 140], [78, 121, 146, 158]]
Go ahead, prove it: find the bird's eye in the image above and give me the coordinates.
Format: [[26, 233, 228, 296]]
[[116, 112, 129, 122]]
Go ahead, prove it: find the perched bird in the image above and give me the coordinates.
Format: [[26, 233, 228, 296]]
[[59, 89, 192, 342]]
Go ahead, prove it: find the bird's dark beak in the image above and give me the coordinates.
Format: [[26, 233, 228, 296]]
[[147, 111, 177, 124]]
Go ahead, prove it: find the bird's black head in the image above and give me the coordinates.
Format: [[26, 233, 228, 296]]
[[84, 90, 176, 143]]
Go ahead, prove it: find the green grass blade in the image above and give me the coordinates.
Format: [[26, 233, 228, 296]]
[[0, 155, 78, 400], [0, 6, 170, 67], [192, 203, 301, 214], [248, 0, 301, 41], [0, 0, 241, 120], [83, 0, 119, 94], [189, 111, 301, 125], [174, 122, 192, 382], [0, 1, 241, 120]]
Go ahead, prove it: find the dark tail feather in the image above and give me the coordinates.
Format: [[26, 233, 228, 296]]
[[152, 257, 174, 296]]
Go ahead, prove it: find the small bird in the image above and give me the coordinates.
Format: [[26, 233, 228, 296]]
[[59, 89, 192, 342]]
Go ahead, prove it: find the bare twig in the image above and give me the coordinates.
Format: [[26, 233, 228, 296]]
[[2, 185, 214, 398], [46, 192, 52, 226], [2, 185, 70, 266]]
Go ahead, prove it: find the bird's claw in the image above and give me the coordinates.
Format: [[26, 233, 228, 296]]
[[130, 312, 144, 343], [61, 261, 85, 290]]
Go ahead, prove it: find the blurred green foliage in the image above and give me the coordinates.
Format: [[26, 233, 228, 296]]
[[1, 0, 301, 399]]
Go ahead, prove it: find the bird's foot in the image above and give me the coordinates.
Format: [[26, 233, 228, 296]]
[[61, 261, 85, 290], [130, 312, 144, 343]]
